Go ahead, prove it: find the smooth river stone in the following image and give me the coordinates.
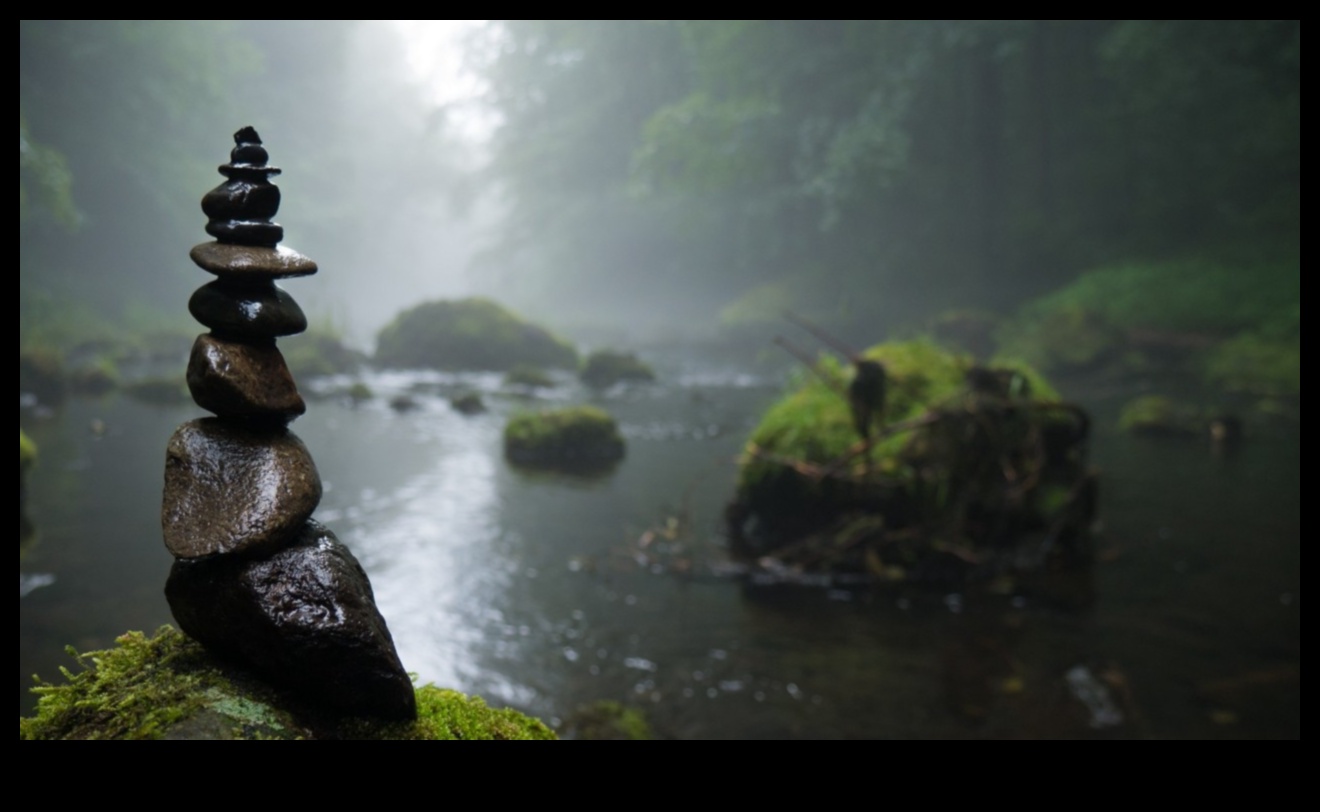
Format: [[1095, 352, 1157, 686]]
[[187, 334, 306, 421], [165, 519, 417, 720], [189, 280, 308, 339], [190, 241, 318, 280], [162, 418, 321, 559]]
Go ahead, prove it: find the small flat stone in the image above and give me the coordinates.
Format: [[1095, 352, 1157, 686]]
[[162, 418, 321, 559], [187, 334, 306, 420], [189, 280, 308, 339], [165, 519, 416, 720], [190, 242, 318, 280]]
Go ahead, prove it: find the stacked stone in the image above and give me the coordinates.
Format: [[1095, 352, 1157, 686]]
[[162, 127, 415, 720]]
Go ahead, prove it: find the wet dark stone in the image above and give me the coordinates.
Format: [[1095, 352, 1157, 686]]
[[202, 179, 282, 224], [189, 280, 308, 339], [190, 242, 318, 281], [187, 334, 306, 421], [205, 220, 285, 247], [166, 520, 416, 720], [162, 418, 321, 559]]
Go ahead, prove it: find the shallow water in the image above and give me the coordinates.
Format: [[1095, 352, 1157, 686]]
[[19, 355, 1300, 738]]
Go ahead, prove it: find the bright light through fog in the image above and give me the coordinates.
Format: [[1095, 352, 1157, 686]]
[[392, 20, 491, 139]]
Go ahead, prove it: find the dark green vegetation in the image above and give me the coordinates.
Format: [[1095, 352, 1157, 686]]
[[730, 340, 1091, 580], [504, 406, 625, 471], [579, 350, 656, 388], [19, 627, 555, 740], [474, 21, 1298, 337], [559, 700, 654, 740], [375, 298, 577, 372]]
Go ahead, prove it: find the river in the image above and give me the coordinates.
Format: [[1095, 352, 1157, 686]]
[[18, 350, 1300, 738]]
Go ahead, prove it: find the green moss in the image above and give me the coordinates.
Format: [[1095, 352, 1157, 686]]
[[283, 330, 367, 379], [504, 406, 625, 470], [732, 340, 1089, 572], [560, 700, 653, 740], [376, 298, 577, 372], [123, 376, 189, 405], [505, 364, 555, 389], [1203, 331, 1300, 397], [20, 429, 38, 472], [20, 627, 556, 741], [1118, 395, 1200, 436], [579, 350, 656, 388], [346, 381, 374, 402]]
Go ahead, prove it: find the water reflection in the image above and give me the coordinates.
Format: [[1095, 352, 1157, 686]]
[[18, 358, 1300, 738]]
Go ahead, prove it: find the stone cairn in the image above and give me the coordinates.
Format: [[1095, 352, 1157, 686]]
[[161, 127, 416, 720]]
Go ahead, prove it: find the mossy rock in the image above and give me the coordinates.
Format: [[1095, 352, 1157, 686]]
[[579, 350, 656, 388], [20, 429, 38, 472], [504, 364, 556, 389], [559, 700, 653, 740], [731, 339, 1091, 579], [19, 627, 555, 740], [504, 406, 625, 471], [375, 298, 577, 372], [1117, 395, 1201, 436], [20, 347, 67, 405], [283, 331, 367, 380], [450, 392, 486, 415], [1203, 331, 1300, 398], [123, 376, 189, 405]]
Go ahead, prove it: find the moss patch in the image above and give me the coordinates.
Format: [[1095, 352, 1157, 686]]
[[504, 406, 625, 471], [20, 627, 555, 740], [375, 298, 577, 372], [579, 350, 656, 388], [560, 700, 653, 740], [731, 339, 1092, 580]]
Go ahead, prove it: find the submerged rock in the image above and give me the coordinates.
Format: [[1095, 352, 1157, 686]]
[[166, 520, 415, 720]]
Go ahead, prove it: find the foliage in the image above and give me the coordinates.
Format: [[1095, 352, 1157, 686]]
[[1204, 332, 1301, 398], [20, 627, 555, 740], [20, 430, 38, 473], [560, 700, 653, 740], [579, 350, 656, 388], [375, 297, 577, 372], [504, 406, 625, 469], [472, 20, 1298, 334], [504, 364, 556, 388], [1118, 395, 1199, 435], [282, 330, 367, 380]]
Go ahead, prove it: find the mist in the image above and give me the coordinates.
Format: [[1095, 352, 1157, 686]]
[[20, 21, 1299, 740]]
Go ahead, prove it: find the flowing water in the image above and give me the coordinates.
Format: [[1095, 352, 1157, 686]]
[[19, 352, 1300, 738]]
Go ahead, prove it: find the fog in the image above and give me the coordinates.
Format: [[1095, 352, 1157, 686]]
[[20, 21, 1299, 739], [21, 20, 1299, 350]]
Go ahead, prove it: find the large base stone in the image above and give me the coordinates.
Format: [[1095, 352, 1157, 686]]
[[165, 520, 416, 721]]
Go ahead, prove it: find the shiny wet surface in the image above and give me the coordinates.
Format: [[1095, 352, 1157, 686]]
[[19, 355, 1300, 738]]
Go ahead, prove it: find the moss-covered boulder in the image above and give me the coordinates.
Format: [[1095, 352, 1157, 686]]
[[504, 406, 625, 471], [579, 350, 656, 388], [283, 330, 368, 380], [730, 339, 1093, 582], [375, 298, 577, 372], [504, 364, 556, 389], [19, 627, 555, 740]]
